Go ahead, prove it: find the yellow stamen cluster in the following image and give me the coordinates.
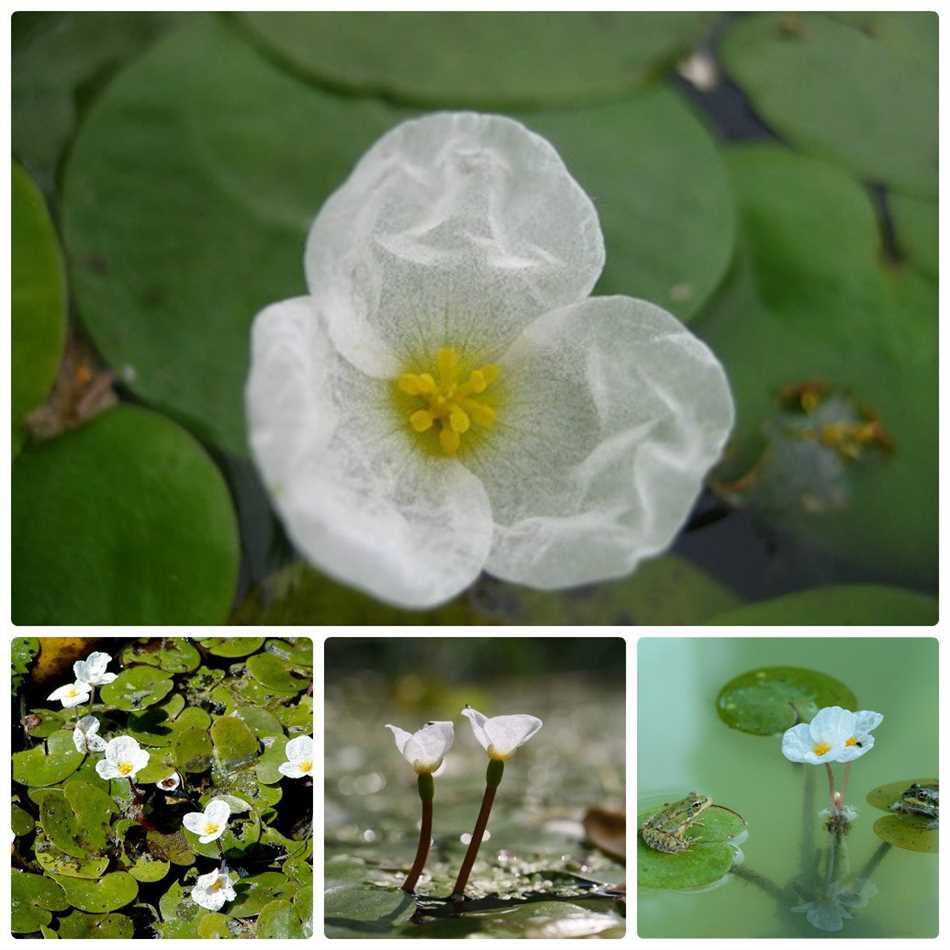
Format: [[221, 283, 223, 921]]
[[397, 348, 500, 455], [118, 762, 134, 776], [845, 736, 858, 747], [813, 742, 831, 756], [210, 877, 225, 892], [300, 760, 313, 774], [205, 822, 219, 835]]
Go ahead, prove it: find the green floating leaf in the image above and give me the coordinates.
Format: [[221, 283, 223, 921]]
[[35, 838, 111, 880], [227, 871, 293, 918], [294, 884, 313, 936], [637, 802, 743, 890], [50, 871, 138, 913], [211, 715, 260, 769], [12, 730, 84, 787], [127, 692, 186, 747], [100, 665, 174, 711], [12, 405, 239, 624], [23, 707, 72, 739], [324, 882, 415, 938], [156, 878, 204, 937], [256, 735, 290, 785], [12, 636, 40, 692], [127, 854, 170, 883], [197, 912, 233, 938], [134, 748, 176, 785], [872, 814, 938, 853], [186, 811, 261, 860], [56, 909, 134, 939], [240, 11, 711, 109], [709, 586, 937, 628], [12, 870, 68, 933], [716, 665, 857, 735], [40, 790, 89, 858], [197, 637, 265, 658], [173, 725, 213, 774], [12, 162, 66, 457], [698, 146, 937, 586], [233, 705, 284, 739], [121, 637, 200, 673], [246, 652, 308, 695], [891, 193, 937, 282], [720, 12, 936, 196], [146, 828, 195, 867], [12, 802, 35, 836], [64, 776, 116, 852], [255, 898, 306, 938], [277, 695, 313, 734], [265, 637, 313, 668]]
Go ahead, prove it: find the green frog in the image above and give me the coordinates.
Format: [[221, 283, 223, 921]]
[[889, 782, 938, 829], [640, 792, 711, 854]]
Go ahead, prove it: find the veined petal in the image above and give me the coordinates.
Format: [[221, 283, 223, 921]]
[[278, 761, 307, 778], [461, 707, 491, 753], [482, 714, 542, 759], [107, 736, 142, 764], [403, 721, 454, 772], [247, 297, 494, 608], [853, 710, 883, 734], [385, 724, 413, 757], [835, 733, 874, 762], [808, 707, 855, 747], [95, 759, 120, 780], [781, 723, 818, 764], [305, 112, 605, 378], [182, 812, 207, 835], [205, 799, 231, 826], [472, 296, 733, 588], [285, 735, 313, 762]]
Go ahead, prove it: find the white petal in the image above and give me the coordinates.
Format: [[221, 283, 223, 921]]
[[95, 759, 120, 780], [403, 721, 454, 772], [853, 710, 883, 734], [461, 707, 491, 753], [131, 748, 151, 773], [107, 736, 141, 764], [182, 813, 206, 835], [247, 297, 494, 608], [278, 761, 307, 779], [285, 735, 313, 762], [306, 112, 605, 377], [72, 659, 90, 683], [72, 729, 87, 754], [809, 707, 854, 747], [385, 724, 413, 757], [482, 715, 542, 758], [835, 734, 874, 763], [205, 799, 231, 826], [470, 296, 733, 588], [781, 724, 817, 763], [87, 734, 108, 752], [94, 672, 118, 685]]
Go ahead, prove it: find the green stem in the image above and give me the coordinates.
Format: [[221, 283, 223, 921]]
[[452, 759, 504, 900], [401, 774, 434, 895]]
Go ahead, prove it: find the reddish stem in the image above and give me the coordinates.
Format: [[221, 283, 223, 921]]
[[824, 762, 837, 810], [401, 797, 433, 894], [452, 783, 497, 899]]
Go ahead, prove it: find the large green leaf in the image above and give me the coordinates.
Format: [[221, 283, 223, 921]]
[[12, 161, 66, 456], [239, 12, 710, 109], [12, 405, 239, 624], [255, 898, 306, 938], [50, 871, 139, 913], [891, 193, 937, 282], [100, 666, 175, 711], [720, 12, 937, 195], [56, 910, 134, 939], [12, 730, 84, 787], [708, 585, 937, 627], [324, 882, 415, 937], [12, 871, 69, 933], [696, 147, 937, 586]]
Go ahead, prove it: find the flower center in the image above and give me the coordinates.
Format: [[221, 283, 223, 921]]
[[396, 347, 500, 456], [210, 878, 225, 891], [205, 822, 219, 835], [845, 736, 858, 747], [300, 760, 312, 774], [813, 742, 831, 756], [118, 762, 134, 776]]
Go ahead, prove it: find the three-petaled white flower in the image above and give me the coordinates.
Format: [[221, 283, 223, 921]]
[[247, 112, 734, 609], [73, 651, 117, 687], [386, 721, 454, 775], [72, 715, 107, 754], [182, 798, 231, 843], [47, 682, 92, 709], [190, 866, 237, 911], [277, 735, 314, 779], [95, 735, 150, 780], [462, 707, 542, 761], [782, 706, 884, 765]]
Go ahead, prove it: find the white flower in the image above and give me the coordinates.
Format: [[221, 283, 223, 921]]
[[73, 651, 117, 686], [277, 735, 314, 779], [157, 772, 181, 791], [190, 866, 237, 911], [72, 715, 107, 754], [182, 798, 231, 843], [386, 721, 454, 774], [94, 735, 150, 780], [782, 706, 883, 765], [246, 112, 734, 609], [462, 707, 542, 761], [47, 682, 92, 708]]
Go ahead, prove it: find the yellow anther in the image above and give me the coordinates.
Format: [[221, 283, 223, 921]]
[[813, 742, 831, 757], [398, 374, 423, 395], [118, 763, 134, 776], [440, 427, 461, 455], [436, 348, 459, 383], [205, 822, 219, 835], [410, 410, 434, 432], [845, 737, 858, 747], [463, 399, 496, 427], [417, 373, 436, 394], [467, 370, 487, 393], [300, 760, 312, 773], [480, 364, 500, 385], [450, 409, 470, 434]]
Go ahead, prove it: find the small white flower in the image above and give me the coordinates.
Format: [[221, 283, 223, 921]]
[[182, 798, 231, 843], [95, 735, 150, 780], [157, 772, 181, 791], [386, 721, 454, 775], [462, 707, 542, 761], [782, 707, 883, 765], [47, 682, 92, 708], [247, 112, 734, 609], [72, 715, 107, 754], [190, 866, 237, 911], [277, 735, 314, 779], [73, 651, 117, 687]]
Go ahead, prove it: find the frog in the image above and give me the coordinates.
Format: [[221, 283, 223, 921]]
[[639, 792, 709, 853], [889, 782, 938, 829]]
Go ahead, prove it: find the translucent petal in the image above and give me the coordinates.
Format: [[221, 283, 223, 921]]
[[483, 714, 543, 758], [835, 733, 874, 763], [278, 761, 306, 778], [781, 724, 816, 764], [285, 735, 313, 762], [182, 813, 206, 835], [107, 735, 142, 764], [305, 112, 605, 377], [853, 710, 883, 734], [385, 724, 413, 757], [809, 706, 854, 747], [95, 759, 120, 780], [471, 296, 734, 588], [247, 297, 494, 608], [461, 707, 491, 753], [205, 799, 231, 826], [403, 721, 454, 772]]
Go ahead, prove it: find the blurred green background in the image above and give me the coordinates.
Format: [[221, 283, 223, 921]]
[[638, 638, 938, 938], [325, 637, 626, 937], [12, 12, 938, 625]]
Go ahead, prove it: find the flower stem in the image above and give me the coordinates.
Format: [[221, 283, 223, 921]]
[[401, 774, 434, 895], [452, 759, 504, 900], [839, 762, 852, 807], [824, 762, 837, 810]]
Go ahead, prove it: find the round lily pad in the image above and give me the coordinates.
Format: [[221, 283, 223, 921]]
[[255, 897, 305, 938], [246, 652, 308, 695], [50, 871, 138, 913], [121, 637, 200, 673], [256, 735, 290, 785], [134, 748, 176, 785], [197, 912, 232, 938], [265, 638, 313, 668], [197, 637, 265, 658], [12, 405, 239, 624], [12, 870, 69, 933], [239, 11, 711, 109], [12, 803, 35, 836], [717, 666, 858, 735], [720, 13, 936, 196], [708, 586, 938, 627], [127, 692, 186, 747], [173, 725, 213, 774], [211, 715, 260, 769], [56, 910, 134, 939], [277, 696, 313, 734], [100, 665, 174, 711], [867, 778, 939, 811], [12, 161, 66, 457], [233, 706, 284, 739], [872, 814, 937, 853], [12, 730, 84, 787], [145, 828, 195, 867], [35, 832, 110, 880], [127, 854, 171, 883], [227, 871, 294, 918], [637, 800, 745, 890]]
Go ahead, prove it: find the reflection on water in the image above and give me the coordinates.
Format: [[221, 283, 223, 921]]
[[638, 638, 938, 938]]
